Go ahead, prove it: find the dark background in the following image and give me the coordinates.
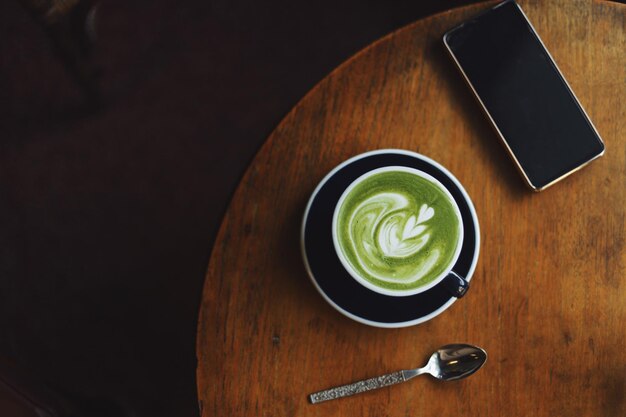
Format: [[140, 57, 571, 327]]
[[0, 0, 537, 416]]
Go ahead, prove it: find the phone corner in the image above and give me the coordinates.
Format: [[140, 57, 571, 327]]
[[525, 180, 543, 193], [442, 30, 452, 47]]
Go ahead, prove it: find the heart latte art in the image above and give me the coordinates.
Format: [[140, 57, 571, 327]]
[[334, 169, 461, 293]]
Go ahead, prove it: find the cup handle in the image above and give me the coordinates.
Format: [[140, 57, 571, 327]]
[[442, 270, 469, 298]]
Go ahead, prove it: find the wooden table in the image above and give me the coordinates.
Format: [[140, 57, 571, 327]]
[[196, 1, 626, 415]]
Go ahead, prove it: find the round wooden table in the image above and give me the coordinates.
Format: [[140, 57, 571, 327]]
[[196, 1, 626, 416]]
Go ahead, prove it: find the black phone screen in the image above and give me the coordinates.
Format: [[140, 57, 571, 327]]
[[444, 0, 604, 189]]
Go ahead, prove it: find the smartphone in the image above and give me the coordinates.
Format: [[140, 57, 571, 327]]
[[443, 0, 605, 191]]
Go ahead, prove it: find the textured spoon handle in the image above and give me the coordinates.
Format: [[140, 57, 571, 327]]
[[309, 371, 406, 404]]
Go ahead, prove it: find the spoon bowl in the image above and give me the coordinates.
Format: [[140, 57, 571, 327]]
[[309, 343, 487, 404], [411, 343, 487, 381]]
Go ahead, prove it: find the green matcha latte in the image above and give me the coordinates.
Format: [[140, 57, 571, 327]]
[[332, 167, 463, 295]]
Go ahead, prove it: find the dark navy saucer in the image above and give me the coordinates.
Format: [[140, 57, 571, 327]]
[[301, 149, 480, 328]]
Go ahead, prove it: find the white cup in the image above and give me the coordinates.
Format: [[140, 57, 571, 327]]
[[331, 166, 468, 297]]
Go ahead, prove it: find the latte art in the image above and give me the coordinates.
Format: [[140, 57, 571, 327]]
[[334, 169, 461, 293], [375, 201, 434, 259]]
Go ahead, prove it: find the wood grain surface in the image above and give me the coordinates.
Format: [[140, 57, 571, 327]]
[[196, 1, 626, 416]]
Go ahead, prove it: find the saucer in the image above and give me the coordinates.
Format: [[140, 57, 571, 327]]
[[301, 149, 480, 328]]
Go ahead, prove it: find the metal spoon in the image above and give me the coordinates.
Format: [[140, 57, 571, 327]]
[[309, 344, 487, 404]]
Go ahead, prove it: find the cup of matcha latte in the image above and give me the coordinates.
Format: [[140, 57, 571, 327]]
[[332, 166, 464, 296]]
